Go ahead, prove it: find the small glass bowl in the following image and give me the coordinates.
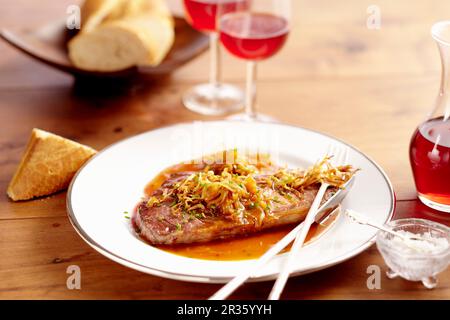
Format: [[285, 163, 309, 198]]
[[376, 218, 450, 289]]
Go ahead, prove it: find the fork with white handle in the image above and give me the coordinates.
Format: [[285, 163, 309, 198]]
[[209, 145, 349, 301], [209, 205, 348, 300], [268, 145, 348, 300]]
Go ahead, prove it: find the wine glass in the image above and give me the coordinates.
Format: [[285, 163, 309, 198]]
[[218, 0, 291, 121], [183, 0, 246, 116]]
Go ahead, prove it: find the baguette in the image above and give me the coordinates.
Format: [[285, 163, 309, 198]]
[[7, 129, 97, 201], [69, 0, 174, 72], [105, 0, 172, 21], [69, 14, 174, 71], [80, 0, 120, 33]]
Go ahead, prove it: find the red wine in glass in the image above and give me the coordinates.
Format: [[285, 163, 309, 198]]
[[220, 12, 290, 60], [181, 0, 247, 116], [410, 117, 450, 206], [184, 0, 249, 32]]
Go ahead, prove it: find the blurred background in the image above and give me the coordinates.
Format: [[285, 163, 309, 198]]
[[3, 0, 450, 200]]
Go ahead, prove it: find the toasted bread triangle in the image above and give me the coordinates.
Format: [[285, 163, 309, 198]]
[[7, 129, 97, 201]]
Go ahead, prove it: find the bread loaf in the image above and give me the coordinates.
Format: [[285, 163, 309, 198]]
[[105, 0, 171, 21], [69, 0, 174, 72], [80, 0, 119, 33]]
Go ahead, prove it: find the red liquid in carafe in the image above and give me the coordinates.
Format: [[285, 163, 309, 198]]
[[410, 117, 450, 205]]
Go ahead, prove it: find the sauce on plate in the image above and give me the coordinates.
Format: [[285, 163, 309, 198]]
[[136, 161, 340, 261]]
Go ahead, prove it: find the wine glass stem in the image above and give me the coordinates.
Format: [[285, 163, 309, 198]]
[[245, 61, 257, 119], [209, 32, 221, 88]]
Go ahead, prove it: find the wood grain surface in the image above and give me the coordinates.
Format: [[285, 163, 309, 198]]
[[0, 0, 449, 299]]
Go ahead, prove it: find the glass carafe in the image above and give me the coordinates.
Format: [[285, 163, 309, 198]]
[[410, 21, 450, 212]]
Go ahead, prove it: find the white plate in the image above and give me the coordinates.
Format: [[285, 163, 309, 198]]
[[67, 121, 394, 283]]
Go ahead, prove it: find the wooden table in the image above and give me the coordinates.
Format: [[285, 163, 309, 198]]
[[1, 0, 449, 300]]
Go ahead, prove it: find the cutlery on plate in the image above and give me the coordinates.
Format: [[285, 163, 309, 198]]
[[268, 146, 349, 300], [209, 145, 353, 300]]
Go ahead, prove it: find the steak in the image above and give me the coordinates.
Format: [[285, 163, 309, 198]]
[[133, 171, 338, 245]]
